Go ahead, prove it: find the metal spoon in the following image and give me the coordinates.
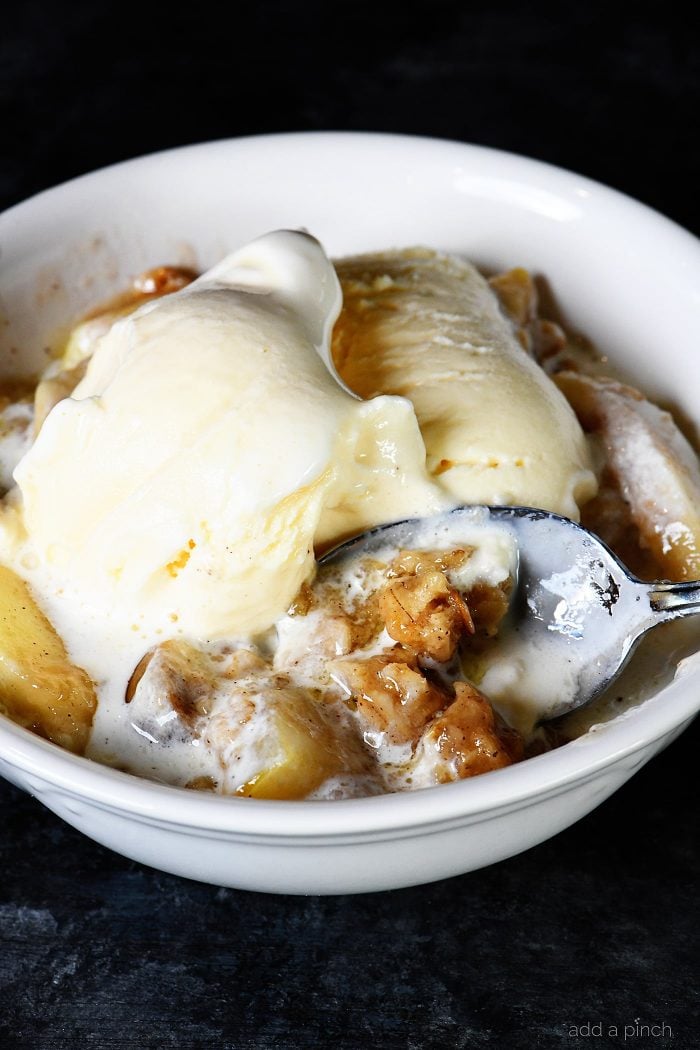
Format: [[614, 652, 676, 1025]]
[[320, 505, 700, 722]]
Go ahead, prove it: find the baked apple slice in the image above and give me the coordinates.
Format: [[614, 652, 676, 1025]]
[[0, 565, 96, 752]]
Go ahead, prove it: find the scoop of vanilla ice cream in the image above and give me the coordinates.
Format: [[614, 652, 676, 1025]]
[[14, 231, 443, 638], [333, 249, 596, 519]]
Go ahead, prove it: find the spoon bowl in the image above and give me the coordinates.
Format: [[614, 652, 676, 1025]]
[[321, 505, 700, 723]]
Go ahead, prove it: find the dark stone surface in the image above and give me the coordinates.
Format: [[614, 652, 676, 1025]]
[[0, 3, 698, 1047], [1, 728, 697, 1049]]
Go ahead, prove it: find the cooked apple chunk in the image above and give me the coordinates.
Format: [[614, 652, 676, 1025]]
[[379, 566, 474, 662], [125, 638, 220, 720], [556, 371, 700, 581], [0, 564, 96, 752], [233, 687, 374, 800], [417, 681, 523, 781], [465, 579, 512, 639], [332, 651, 448, 745]]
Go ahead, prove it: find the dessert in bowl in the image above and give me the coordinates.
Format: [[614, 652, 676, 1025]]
[[0, 133, 698, 893]]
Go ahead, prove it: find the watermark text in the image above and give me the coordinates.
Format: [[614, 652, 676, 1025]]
[[567, 1019, 673, 1040]]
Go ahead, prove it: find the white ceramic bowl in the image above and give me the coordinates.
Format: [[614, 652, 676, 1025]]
[[1, 133, 699, 895]]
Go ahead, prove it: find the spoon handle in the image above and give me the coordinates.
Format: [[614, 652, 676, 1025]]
[[648, 580, 700, 620]]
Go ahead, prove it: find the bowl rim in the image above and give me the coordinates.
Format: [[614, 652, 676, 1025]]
[[2, 129, 699, 256], [1, 130, 700, 839]]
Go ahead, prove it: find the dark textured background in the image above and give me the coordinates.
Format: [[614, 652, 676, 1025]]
[[0, 4, 698, 1048]]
